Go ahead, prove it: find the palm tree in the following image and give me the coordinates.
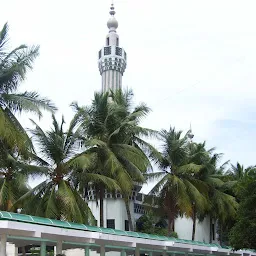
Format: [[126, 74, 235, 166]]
[[202, 153, 238, 243], [187, 142, 211, 240], [72, 90, 152, 229], [0, 139, 46, 211], [0, 23, 56, 151], [147, 127, 207, 236], [186, 142, 238, 243], [109, 89, 160, 231], [227, 162, 256, 185], [228, 163, 246, 180], [16, 115, 96, 224]]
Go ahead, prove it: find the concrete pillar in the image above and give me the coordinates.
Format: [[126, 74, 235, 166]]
[[163, 251, 167, 256], [100, 245, 105, 256], [0, 234, 7, 256], [135, 247, 140, 256], [121, 249, 126, 256], [56, 241, 62, 255], [85, 246, 90, 256], [40, 241, 46, 256], [14, 247, 18, 256], [149, 252, 153, 256]]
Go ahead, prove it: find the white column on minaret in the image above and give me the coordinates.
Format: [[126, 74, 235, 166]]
[[98, 3, 127, 93]]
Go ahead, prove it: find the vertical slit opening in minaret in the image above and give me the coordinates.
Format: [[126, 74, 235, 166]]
[[116, 38, 119, 46], [106, 37, 110, 46]]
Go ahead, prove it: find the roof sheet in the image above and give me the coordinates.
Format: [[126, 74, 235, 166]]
[[0, 211, 218, 248]]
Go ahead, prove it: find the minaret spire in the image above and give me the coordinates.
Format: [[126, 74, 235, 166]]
[[98, 3, 127, 92], [188, 123, 194, 142], [110, 1, 115, 15]]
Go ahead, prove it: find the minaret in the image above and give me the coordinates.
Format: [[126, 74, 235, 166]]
[[98, 4, 127, 92]]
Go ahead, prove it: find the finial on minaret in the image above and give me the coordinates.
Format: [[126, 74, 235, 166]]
[[188, 123, 194, 141], [109, 3, 116, 16], [107, 2, 118, 32]]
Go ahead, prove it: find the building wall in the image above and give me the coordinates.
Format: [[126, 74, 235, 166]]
[[6, 243, 15, 256], [65, 248, 84, 256], [65, 249, 120, 256], [175, 216, 211, 242], [89, 198, 216, 243], [88, 198, 134, 230]]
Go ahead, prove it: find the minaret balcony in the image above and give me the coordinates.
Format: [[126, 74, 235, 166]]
[[98, 46, 127, 75]]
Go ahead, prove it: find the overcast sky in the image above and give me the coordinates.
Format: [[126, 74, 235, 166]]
[[1, 0, 256, 191]]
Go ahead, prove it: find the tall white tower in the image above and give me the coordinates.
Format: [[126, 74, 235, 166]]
[[98, 4, 127, 92]]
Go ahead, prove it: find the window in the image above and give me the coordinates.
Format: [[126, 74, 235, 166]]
[[98, 50, 102, 59], [106, 37, 110, 46], [104, 46, 111, 55], [107, 219, 115, 229], [115, 47, 122, 56], [125, 220, 129, 231], [134, 203, 146, 214], [136, 193, 143, 201], [116, 38, 119, 46]]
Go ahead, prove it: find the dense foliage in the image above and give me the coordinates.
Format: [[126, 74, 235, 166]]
[[229, 168, 256, 250], [0, 23, 255, 250], [136, 212, 178, 238]]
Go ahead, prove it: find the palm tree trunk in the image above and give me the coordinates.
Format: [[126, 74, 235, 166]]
[[22, 246, 26, 256], [209, 216, 212, 243], [124, 197, 133, 231], [168, 211, 171, 235], [219, 222, 223, 246], [100, 186, 104, 227], [168, 211, 175, 235], [192, 207, 196, 241]]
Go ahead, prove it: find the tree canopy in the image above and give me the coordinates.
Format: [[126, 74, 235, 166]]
[[229, 169, 256, 250]]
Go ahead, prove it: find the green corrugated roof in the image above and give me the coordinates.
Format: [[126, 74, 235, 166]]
[[0, 211, 218, 248]]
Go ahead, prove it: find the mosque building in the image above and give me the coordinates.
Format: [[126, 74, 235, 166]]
[[87, 3, 217, 245]]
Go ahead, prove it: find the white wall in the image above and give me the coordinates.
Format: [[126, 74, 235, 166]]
[[65, 248, 84, 256], [175, 216, 211, 242], [89, 198, 134, 230], [6, 243, 15, 256], [65, 248, 121, 256]]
